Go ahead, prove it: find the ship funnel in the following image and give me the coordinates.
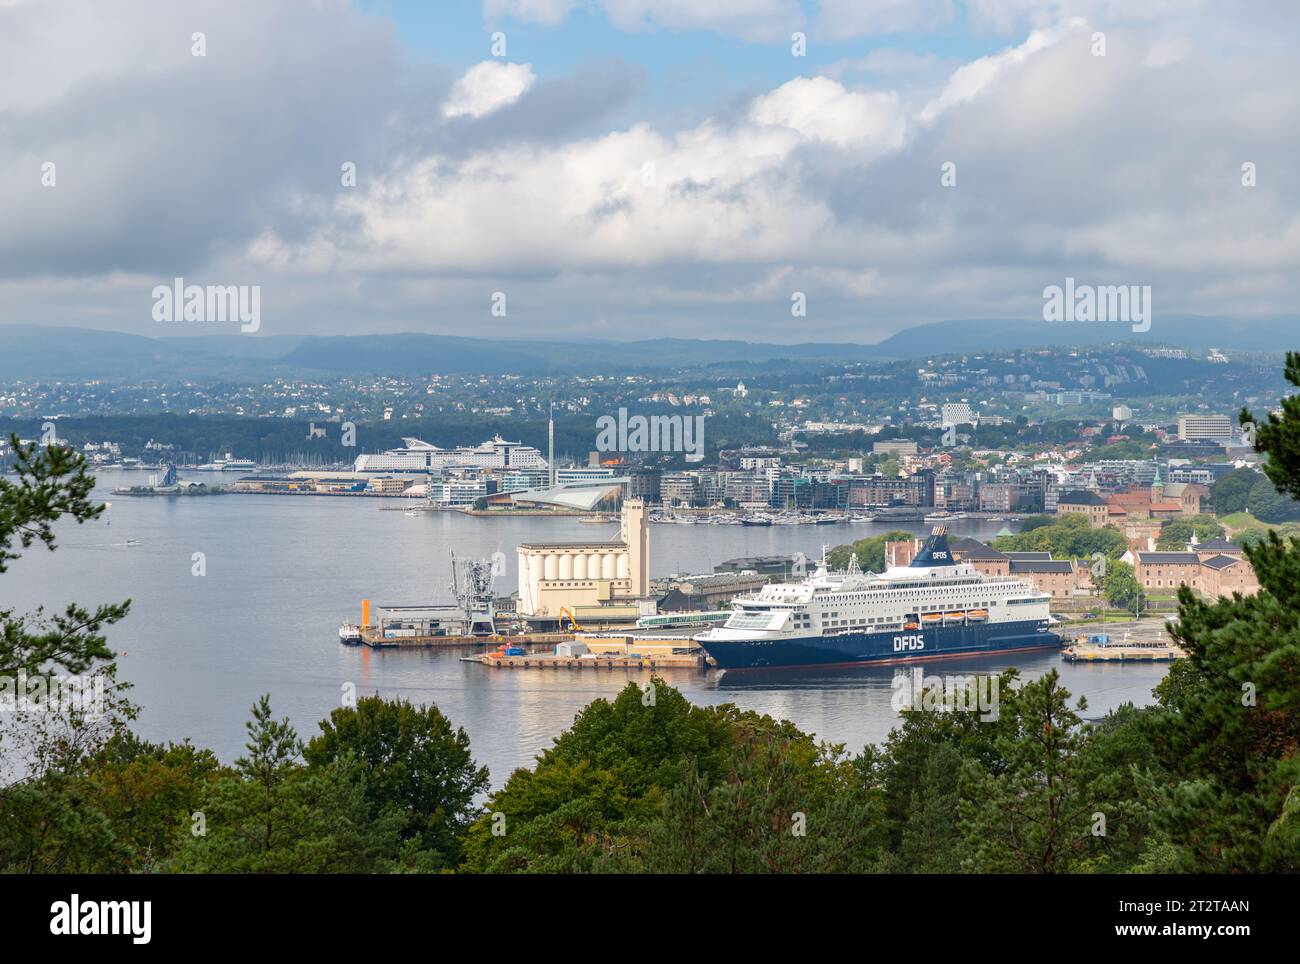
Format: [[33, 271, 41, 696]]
[[909, 528, 958, 568]]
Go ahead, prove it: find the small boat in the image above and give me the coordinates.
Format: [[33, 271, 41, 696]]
[[338, 622, 363, 645]]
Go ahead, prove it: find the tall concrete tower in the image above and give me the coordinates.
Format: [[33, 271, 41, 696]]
[[548, 402, 555, 488], [621, 498, 650, 598]]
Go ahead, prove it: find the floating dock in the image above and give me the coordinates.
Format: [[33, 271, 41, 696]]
[[357, 626, 574, 649], [463, 630, 708, 669], [467, 650, 708, 670], [1061, 632, 1185, 662]]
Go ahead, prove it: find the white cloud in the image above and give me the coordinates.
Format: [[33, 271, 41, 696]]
[[488, 0, 804, 41], [962, 0, 1209, 34], [749, 76, 906, 150], [814, 0, 958, 40], [443, 60, 536, 119], [918, 18, 1085, 123], [272, 75, 908, 278], [3, 0, 1299, 342], [483, 0, 579, 26], [822, 49, 943, 79]]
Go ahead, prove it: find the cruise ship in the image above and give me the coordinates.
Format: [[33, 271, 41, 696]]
[[695, 528, 1061, 671], [353, 436, 548, 474], [197, 454, 257, 471]]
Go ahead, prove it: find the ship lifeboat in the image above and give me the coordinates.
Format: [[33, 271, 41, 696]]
[[921, 613, 943, 625], [943, 611, 966, 624], [904, 620, 920, 630], [966, 609, 988, 623]]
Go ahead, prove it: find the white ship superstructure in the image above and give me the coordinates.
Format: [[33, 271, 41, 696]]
[[353, 435, 548, 474], [696, 529, 1059, 670], [706, 557, 1048, 641]]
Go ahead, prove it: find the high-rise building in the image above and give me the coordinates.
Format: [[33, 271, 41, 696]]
[[1177, 414, 1233, 444], [941, 402, 976, 427]]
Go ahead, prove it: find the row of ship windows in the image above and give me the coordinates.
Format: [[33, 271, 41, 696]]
[[820, 617, 904, 627], [821, 589, 990, 602], [790, 601, 1040, 622], [817, 603, 993, 619]]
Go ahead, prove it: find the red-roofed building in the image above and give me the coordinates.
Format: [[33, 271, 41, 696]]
[[1106, 471, 1208, 521]]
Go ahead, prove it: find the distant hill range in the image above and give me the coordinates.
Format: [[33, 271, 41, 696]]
[[869, 316, 1296, 357], [1, 315, 1293, 380]]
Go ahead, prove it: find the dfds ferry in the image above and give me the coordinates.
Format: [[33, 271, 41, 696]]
[[695, 528, 1062, 671]]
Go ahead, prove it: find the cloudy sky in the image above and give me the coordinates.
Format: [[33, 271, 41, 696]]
[[2, 0, 1297, 343]]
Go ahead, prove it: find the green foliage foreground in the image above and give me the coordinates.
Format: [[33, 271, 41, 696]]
[[4, 650, 1295, 872]]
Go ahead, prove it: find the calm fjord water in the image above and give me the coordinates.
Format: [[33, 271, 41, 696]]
[[3, 470, 1169, 787]]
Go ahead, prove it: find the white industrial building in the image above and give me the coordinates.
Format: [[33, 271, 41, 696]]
[[516, 500, 650, 618]]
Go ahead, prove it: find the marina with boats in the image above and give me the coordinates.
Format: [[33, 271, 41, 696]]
[[648, 509, 982, 526]]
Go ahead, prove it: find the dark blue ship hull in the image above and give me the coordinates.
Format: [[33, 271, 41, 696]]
[[699, 619, 1062, 671]]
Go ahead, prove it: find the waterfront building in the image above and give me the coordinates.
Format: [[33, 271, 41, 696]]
[[946, 539, 1009, 575], [231, 471, 407, 495], [497, 468, 549, 492], [516, 500, 650, 618], [1127, 550, 1203, 593], [623, 466, 661, 502], [978, 482, 1022, 513], [843, 470, 935, 508], [949, 539, 1091, 598], [1177, 413, 1233, 444], [872, 439, 918, 457], [1105, 470, 1207, 522], [433, 478, 488, 505], [354, 436, 547, 473], [489, 479, 624, 511], [716, 555, 804, 578], [557, 466, 620, 484], [718, 447, 784, 471], [660, 472, 700, 506], [1198, 554, 1260, 597], [652, 571, 770, 611], [1055, 489, 1110, 527], [1006, 558, 1089, 600], [1124, 543, 1259, 600]]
